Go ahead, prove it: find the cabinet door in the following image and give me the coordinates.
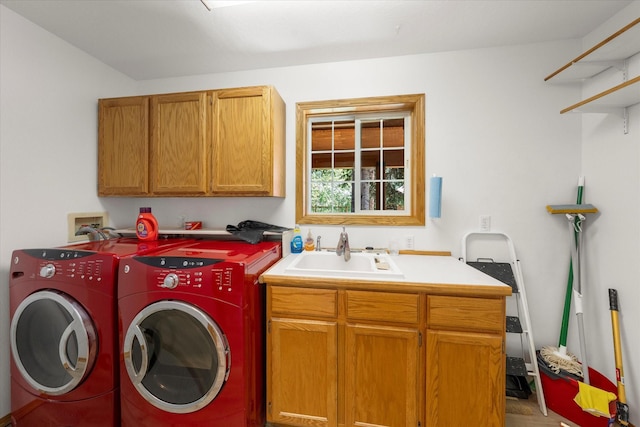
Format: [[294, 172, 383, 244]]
[[150, 91, 209, 195], [345, 324, 420, 427], [211, 86, 284, 196], [268, 318, 337, 427], [425, 330, 504, 427], [98, 97, 149, 195]]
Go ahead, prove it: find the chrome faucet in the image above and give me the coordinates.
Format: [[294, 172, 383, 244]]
[[335, 227, 350, 261], [316, 235, 322, 251]]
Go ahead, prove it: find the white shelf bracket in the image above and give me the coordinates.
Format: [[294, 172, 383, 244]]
[[623, 107, 629, 134]]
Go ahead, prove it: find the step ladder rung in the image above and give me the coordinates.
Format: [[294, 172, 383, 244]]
[[466, 261, 519, 293], [506, 356, 528, 377], [506, 316, 523, 333]]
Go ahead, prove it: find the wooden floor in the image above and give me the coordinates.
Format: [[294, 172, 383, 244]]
[[506, 394, 629, 427], [506, 394, 574, 426]]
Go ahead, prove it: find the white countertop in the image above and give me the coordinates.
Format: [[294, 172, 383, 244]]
[[261, 252, 512, 297]]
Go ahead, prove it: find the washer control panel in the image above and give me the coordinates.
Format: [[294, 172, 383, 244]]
[[133, 256, 236, 294], [16, 249, 111, 284]]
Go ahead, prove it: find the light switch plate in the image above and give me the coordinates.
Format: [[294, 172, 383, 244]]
[[68, 212, 109, 242]]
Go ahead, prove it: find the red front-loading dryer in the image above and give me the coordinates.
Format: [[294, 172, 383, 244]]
[[9, 238, 193, 426], [117, 239, 281, 427]]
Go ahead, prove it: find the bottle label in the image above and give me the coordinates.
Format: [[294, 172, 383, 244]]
[[137, 221, 149, 238], [291, 236, 303, 253]]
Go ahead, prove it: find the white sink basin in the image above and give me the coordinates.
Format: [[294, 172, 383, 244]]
[[284, 251, 404, 279]]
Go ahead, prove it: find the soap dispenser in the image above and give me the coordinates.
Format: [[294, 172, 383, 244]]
[[304, 229, 315, 251]]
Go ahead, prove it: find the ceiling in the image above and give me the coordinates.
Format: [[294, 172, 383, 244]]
[[1, 0, 634, 81]]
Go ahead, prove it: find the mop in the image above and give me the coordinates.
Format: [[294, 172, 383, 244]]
[[539, 178, 588, 377], [542, 203, 598, 384]]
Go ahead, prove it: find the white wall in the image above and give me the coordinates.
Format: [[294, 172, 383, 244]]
[[0, 5, 137, 416], [1, 0, 638, 421], [579, 2, 640, 417]]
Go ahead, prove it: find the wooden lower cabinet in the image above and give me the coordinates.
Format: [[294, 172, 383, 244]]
[[425, 295, 506, 427], [425, 330, 504, 427], [345, 324, 419, 427], [266, 286, 505, 427], [269, 318, 338, 427]]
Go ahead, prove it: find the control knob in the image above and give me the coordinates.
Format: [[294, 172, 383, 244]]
[[40, 264, 56, 279], [162, 273, 179, 289]]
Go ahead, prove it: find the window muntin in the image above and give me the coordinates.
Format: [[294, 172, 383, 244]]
[[308, 115, 409, 215], [296, 94, 425, 226]]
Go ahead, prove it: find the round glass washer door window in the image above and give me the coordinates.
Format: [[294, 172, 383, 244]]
[[123, 300, 230, 413], [10, 290, 97, 395]]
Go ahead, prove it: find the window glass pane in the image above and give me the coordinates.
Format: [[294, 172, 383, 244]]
[[311, 182, 333, 213], [361, 120, 381, 148], [384, 182, 405, 210], [311, 152, 332, 170], [334, 152, 354, 177], [360, 151, 380, 179], [383, 149, 404, 180], [335, 182, 354, 212], [382, 118, 405, 148], [311, 121, 333, 151], [360, 182, 378, 210], [334, 121, 355, 151], [311, 182, 353, 213]]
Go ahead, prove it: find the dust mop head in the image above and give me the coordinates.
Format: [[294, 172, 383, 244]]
[[540, 346, 583, 378]]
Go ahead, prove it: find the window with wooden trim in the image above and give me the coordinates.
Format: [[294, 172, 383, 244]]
[[296, 94, 425, 226]]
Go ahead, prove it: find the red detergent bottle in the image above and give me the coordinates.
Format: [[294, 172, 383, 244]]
[[136, 207, 158, 241]]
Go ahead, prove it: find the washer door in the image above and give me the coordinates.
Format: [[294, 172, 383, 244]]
[[10, 290, 97, 395], [123, 300, 230, 414]]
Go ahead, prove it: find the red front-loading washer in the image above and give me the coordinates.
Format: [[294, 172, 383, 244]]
[[117, 239, 281, 427], [9, 238, 193, 426]]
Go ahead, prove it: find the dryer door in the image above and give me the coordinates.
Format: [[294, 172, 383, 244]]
[[10, 290, 98, 395], [123, 300, 230, 414]]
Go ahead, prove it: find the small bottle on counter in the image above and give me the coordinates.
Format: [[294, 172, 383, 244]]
[[304, 229, 315, 251], [136, 207, 158, 241], [290, 225, 303, 253]]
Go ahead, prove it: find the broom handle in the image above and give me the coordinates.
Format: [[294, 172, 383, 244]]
[[558, 177, 584, 349], [609, 288, 630, 425]]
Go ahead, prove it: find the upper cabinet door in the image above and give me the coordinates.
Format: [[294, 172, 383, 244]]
[[98, 96, 149, 196], [150, 91, 210, 195], [211, 86, 285, 196]]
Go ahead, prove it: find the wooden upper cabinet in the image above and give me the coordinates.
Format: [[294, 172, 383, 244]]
[[98, 96, 149, 196], [97, 85, 285, 197], [211, 86, 286, 196], [150, 91, 209, 195]]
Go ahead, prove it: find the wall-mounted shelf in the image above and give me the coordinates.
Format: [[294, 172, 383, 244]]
[[545, 17, 640, 82], [560, 75, 640, 114], [546, 17, 640, 133]]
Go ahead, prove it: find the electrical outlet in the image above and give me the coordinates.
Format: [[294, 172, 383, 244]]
[[480, 215, 491, 232], [68, 212, 108, 242], [405, 235, 415, 249]]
